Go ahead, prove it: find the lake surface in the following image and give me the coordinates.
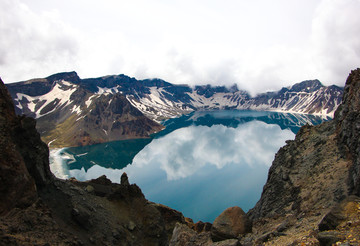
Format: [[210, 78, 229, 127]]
[[50, 110, 330, 222]]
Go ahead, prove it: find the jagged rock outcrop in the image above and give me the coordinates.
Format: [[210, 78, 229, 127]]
[[0, 78, 186, 245]]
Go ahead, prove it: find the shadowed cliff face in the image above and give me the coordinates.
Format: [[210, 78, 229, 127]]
[[0, 77, 53, 188], [0, 78, 38, 215]]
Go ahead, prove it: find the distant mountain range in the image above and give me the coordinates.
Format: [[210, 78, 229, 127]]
[[6, 71, 343, 147]]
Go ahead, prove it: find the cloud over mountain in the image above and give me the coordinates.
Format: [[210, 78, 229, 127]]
[[1, 0, 359, 95]]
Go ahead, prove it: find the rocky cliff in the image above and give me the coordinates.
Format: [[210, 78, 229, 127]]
[[0, 77, 187, 245], [244, 69, 360, 244], [335, 69, 360, 196]]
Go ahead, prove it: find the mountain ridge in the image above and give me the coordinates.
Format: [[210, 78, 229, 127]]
[[6, 71, 343, 147]]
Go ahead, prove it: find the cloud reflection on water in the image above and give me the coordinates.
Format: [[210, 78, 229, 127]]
[[129, 121, 294, 181]]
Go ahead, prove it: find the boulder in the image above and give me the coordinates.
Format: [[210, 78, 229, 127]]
[[211, 206, 252, 241]]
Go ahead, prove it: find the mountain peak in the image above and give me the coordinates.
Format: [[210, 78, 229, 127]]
[[289, 79, 323, 93], [46, 71, 81, 84]]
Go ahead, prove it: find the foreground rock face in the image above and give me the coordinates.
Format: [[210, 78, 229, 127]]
[[0, 78, 186, 245], [248, 121, 350, 219], [249, 69, 360, 217]]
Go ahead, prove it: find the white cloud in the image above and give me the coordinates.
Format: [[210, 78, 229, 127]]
[[1, 0, 359, 94], [311, 0, 360, 84], [0, 0, 79, 81]]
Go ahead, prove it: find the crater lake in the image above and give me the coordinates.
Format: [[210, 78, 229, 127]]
[[50, 110, 330, 222]]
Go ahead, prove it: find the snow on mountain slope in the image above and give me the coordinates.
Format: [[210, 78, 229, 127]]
[[13, 80, 78, 118], [241, 82, 342, 116], [113, 80, 342, 121], [126, 87, 194, 121], [186, 90, 250, 110]]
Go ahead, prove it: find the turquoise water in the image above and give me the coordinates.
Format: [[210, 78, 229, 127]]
[[51, 110, 330, 222]]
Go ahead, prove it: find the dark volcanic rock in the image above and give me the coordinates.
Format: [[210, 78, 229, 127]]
[[0, 78, 37, 215], [11, 116, 53, 186]]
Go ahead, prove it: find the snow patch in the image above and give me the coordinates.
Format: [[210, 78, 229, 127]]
[[76, 115, 86, 122], [85, 95, 96, 108], [71, 104, 82, 115]]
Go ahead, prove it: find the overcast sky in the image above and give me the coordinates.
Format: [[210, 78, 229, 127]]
[[1, 0, 359, 94]]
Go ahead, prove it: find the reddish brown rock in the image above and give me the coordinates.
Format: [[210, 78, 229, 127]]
[[211, 206, 252, 241]]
